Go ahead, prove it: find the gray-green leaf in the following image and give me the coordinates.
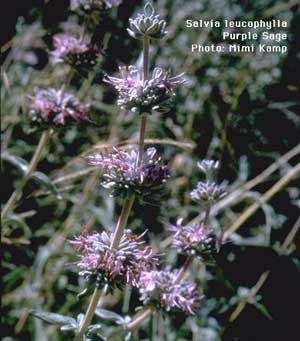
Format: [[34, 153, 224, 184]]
[[29, 310, 76, 326], [95, 308, 126, 325]]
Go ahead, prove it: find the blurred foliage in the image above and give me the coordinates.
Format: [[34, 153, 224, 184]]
[[1, 0, 300, 340]]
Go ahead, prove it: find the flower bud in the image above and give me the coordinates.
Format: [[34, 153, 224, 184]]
[[127, 2, 168, 40], [197, 160, 220, 181]]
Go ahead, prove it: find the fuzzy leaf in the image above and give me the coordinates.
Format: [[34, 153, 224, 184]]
[[2, 152, 60, 198], [60, 324, 77, 331], [86, 324, 104, 339], [95, 308, 126, 324], [254, 302, 273, 320], [29, 310, 76, 326], [32, 171, 61, 198], [2, 152, 29, 173], [2, 215, 32, 237]]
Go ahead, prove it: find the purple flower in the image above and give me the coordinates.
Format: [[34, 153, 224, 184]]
[[104, 65, 185, 114], [168, 220, 219, 257], [70, 230, 157, 289], [29, 88, 90, 125], [70, 0, 122, 12], [138, 269, 201, 315], [88, 147, 170, 197], [51, 33, 100, 69]]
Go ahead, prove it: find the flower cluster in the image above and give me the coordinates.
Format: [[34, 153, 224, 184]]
[[190, 181, 227, 208], [168, 221, 219, 257], [71, 229, 157, 289], [127, 3, 168, 40], [138, 269, 200, 315], [88, 147, 170, 197], [191, 159, 226, 208], [70, 0, 122, 12], [51, 33, 100, 70], [104, 65, 185, 114], [29, 88, 90, 125]]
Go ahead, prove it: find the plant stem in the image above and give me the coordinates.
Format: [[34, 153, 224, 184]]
[[110, 196, 135, 249], [74, 196, 134, 340], [279, 215, 300, 253], [229, 270, 270, 322], [229, 214, 300, 322], [137, 36, 150, 166], [127, 307, 153, 330], [223, 161, 300, 240], [203, 206, 210, 227], [74, 30, 152, 341], [173, 255, 193, 284], [1, 129, 50, 220], [143, 36, 150, 81], [74, 287, 103, 341], [137, 114, 147, 166], [80, 15, 89, 42]]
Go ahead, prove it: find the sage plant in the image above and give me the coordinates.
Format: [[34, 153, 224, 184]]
[[27, 3, 228, 340], [69, 4, 189, 339]]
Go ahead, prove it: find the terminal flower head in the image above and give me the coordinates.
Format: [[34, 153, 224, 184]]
[[88, 147, 170, 197], [138, 269, 201, 315], [51, 33, 100, 70], [70, 0, 122, 12], [190, 181, 227, 208], [70, 229, 157, 289], [29, 87, 90, 125], [168, 220, 219, 257], [127, 2, 168, 40], [104, 65, 185, 114], [197, 160, 220, 181]]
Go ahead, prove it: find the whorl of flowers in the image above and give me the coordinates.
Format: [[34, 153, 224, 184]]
[[88, 147, 171, 197], [127, 2, 168, 40], [104, 65, 185, 114], [51, 33, 100, 70], [29, 88, 90, 125], [70, 229, 157, 289], [190, 181, 227, 207], [70, 0, 122, 12], [168, 220, 219, 257], [138, 269, 200, 315]]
